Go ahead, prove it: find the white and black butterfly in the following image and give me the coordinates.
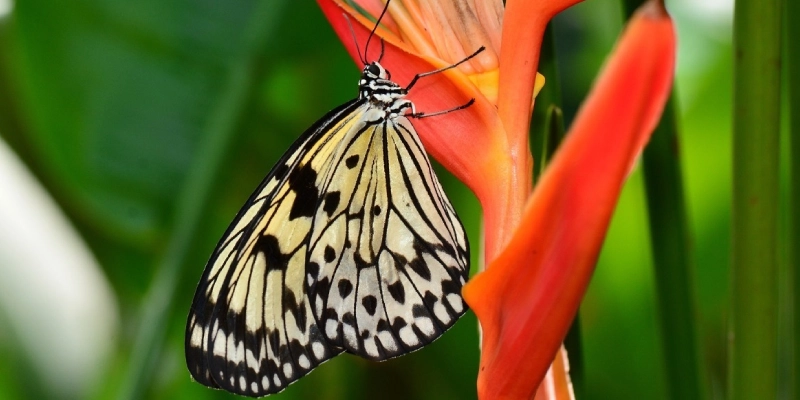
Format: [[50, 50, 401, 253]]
[[186, 6, 480, 397]]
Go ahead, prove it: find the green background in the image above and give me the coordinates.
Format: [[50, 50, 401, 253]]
[[0, 0, 757, 399]]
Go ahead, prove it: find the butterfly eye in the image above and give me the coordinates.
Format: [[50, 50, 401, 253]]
[[366, 63, 381, 77]]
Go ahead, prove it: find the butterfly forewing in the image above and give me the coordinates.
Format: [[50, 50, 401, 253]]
[[186, 101, 360, 396], [187, 60, 471, 397]]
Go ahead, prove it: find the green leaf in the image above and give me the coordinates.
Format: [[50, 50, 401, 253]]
[[730, 0, 783, 398]]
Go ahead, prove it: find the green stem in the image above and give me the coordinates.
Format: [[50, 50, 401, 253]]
[[786, 0, 800, 395], [115, 3, 285, 399], [641, 98, 705, 400], [730, 0, 783, 398]]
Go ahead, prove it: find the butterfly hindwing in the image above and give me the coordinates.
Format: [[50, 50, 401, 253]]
[[306, 107, 469, 361]]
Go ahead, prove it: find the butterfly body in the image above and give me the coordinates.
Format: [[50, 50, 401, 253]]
[[186, 61, 470, 397]]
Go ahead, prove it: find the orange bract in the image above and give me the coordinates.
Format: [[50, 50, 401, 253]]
[[317, 0, 676, 398], [463, 2, 676, 398]]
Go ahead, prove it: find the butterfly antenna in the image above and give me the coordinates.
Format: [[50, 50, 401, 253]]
[[406, 46, 486, 91], [364, 0, 392, 62], [344, 14, 367, 65]]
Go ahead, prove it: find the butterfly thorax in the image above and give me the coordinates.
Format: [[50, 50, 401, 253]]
[[359, 61, 413, 119]]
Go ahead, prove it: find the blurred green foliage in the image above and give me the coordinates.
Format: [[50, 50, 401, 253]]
[[0, 0, 742, 399]]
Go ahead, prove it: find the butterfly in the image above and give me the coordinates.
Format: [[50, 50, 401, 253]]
[[185, 5, 481, 396]]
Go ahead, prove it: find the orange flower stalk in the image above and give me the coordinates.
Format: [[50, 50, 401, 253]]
[[318, 0, 676, 398]]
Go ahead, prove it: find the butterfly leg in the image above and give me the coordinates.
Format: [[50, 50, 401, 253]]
[[405, 46, 486, 91], [408, 98, 476, 119]]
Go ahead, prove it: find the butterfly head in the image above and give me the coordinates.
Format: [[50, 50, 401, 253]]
[[358, 61, 409, 114], [364, 62, 390, 80]]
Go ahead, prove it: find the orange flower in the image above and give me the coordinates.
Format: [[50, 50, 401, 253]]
[[318, 0, 576, 258], [318, 0, 676, 398]]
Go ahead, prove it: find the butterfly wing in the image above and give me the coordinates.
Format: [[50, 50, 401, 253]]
[[185, 100, 362, 397], [187, 97, 471, 396], [306, 108, 470, 361]]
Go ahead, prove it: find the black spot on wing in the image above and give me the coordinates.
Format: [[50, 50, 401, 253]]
[[387, 281, 405, 304], [296, 302, 309, 334], [273, 163, 290, 182], [342, 312, 356, 327], [323, 191, 340, 216], [288, 339, 308, 367], [412, 304, 429, 319], [307, 262, 320, 279], [407, 238, 434, 280], [268, 329, 281, 360], [362, 295, 378, 316], [345, 154, 360, 169], [338, 279, 353, 298], [254, 234, 290, 271], [324, 245, 336, 263], [441, 276, 462, 296], [377, 319, 390, 332], [408, 256, 431, 281], [282, 290, 308, 332], [422, 291, 438, 309], [288, 164, 319, 219], [322, 308, 339, 323], [391, 317, 407, 331], [314, 277, 331, 300], [440, 240, 456, 257]]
